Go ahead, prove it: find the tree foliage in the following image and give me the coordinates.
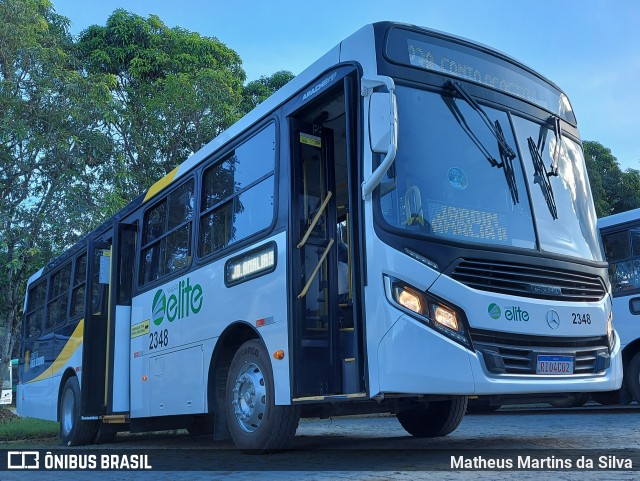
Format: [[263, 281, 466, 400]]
[[583, 140, 640, 217], [0, 0, 112, 375], [76, 9, 247, 205], [241, 70, 294, 114]]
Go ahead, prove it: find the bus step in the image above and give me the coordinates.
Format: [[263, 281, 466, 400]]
[[292, 392, 367, 403], [342, 358, 359, 393], [340, 328, 355, 358]]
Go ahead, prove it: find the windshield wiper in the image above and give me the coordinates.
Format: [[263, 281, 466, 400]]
[[533, 116, 562, 177], [442, 80, 519, 204], [527, 136, 558, 219]]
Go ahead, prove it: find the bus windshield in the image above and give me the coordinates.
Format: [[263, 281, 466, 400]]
[[511, 116, 601, 261], [378, 85, 602, 261]]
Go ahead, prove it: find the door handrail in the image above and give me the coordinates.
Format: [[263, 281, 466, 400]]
[[297, 238, 334, 299], [297, 191, 333, 249]]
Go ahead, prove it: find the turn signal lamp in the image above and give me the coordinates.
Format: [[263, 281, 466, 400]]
[[273, 350, 285, 360]]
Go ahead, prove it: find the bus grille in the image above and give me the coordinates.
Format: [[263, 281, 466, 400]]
[[450, 259, 606, 302], [470, 330, 610, 375]]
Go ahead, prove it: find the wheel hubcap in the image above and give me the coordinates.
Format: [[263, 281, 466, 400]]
[[61, 389, 75, 435], [231, 362, 266, 433]]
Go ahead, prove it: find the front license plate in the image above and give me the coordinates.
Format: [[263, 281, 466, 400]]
[[536, 355, 574, 375]]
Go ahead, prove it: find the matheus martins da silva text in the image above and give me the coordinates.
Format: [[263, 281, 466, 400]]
[[451, 455, 633, 470]]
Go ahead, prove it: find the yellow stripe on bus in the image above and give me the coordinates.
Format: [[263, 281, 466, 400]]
[[143, 166, 179, 202], [26, 319, 84, 384]]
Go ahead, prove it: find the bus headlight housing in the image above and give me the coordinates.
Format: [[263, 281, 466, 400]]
[[385, 276, 470, 348]]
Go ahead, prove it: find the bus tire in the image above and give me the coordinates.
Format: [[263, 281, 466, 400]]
[[626, 352, 640, 403], [225, 339, 300, 452], [397, 396, 467, 437], [59, 377, 98, 446]]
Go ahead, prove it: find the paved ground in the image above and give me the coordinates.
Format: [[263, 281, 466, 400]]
[[2, 404, 640, 480]]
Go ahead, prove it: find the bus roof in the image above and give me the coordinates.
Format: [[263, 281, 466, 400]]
[[598, 208, 640, 230]]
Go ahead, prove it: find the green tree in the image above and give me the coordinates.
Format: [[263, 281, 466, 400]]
[[0, 0, 112, 377], [76, 10, 247, 206], [583, 140, 640, 216], [583, 141, 623, 217], [615, 169, 640, 214], [241, 70, 294, 114]]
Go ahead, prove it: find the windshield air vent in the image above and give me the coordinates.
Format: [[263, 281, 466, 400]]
[[450, 259, 606, 302]]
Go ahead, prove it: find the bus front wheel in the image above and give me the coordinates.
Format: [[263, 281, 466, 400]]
[[59, 376, 98, 446], [225, 339, 300, 452], [397, 396, 467, 437], [626, 352, 640, 403]]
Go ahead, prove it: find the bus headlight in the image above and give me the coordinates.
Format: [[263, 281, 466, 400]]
[[607, 312, 615, 351], [431, 304, 459, 332], [395, 285, 424, 315], [385, 276, 469, 347]]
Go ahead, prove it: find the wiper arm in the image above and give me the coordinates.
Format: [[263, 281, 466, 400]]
[[442, 80, 519, 204], [527, 136, 558, 219], [446, 81, 517, 160], [534, 116, 562, 177], [495, 120, 519, 204], [549, 116, 562, 176]]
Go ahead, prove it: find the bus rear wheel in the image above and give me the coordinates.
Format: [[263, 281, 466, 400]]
[[59, 376, 98, 446], [626, 352, 640, 403], [225, 339, 300, 452], [397, 396, 467, 437]]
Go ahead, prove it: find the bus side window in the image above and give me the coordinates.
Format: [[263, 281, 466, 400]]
[[46, 263, 71, 329], [25, 282, 46, 339], [70, 253, 87, 318]]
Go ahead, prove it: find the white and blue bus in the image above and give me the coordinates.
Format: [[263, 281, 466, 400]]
[[18, 22, 622, 450], [599, 209, 640, 404]]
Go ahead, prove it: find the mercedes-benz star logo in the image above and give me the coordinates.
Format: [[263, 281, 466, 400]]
[[546, 310, 560, 330]]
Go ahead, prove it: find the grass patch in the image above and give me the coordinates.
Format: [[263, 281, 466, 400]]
[[0, 410, 59, 445]]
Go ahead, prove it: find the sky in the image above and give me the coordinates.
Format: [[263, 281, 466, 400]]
[[51, 0, 640, 170]]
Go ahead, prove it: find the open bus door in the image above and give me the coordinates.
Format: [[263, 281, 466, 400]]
[[81, 240, 112, 416], [81, 222, 136, 419], [289, 72, 364, 399]]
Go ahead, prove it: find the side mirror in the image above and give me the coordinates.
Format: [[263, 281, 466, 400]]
[[361, 75, 398, 200], [368, 92, 398, 154]]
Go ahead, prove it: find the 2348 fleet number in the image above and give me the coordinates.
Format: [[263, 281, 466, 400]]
[[572, 313, 591, 325], [149, 329, 169, 350]]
